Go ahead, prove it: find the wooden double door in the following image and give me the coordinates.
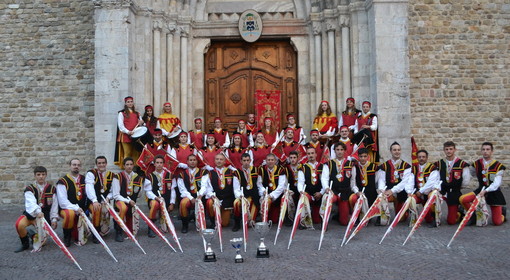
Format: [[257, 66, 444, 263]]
[[204, 40, 298, 132]]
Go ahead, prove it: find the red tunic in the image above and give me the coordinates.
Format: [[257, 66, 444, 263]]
[[339, 139, 354, 158], [174, 144, 194, 163], [145, 141, 169, 157], [341, 110, 359, 127], [246, 122, 257, 132], [118, 111, 139, 143], [262, 130, 278, 146], [282, 141, 303, 158], [356, 113, 378, 151], [213, 129, 228, 146], [144, 117, 158, 136], [252, 145, 270, 167], [312, 113, 338, 134], [227, 147, 246, 169], [189, 130, 204, 149], [237, 131, 251, 148], [202, 146, 221, 167]]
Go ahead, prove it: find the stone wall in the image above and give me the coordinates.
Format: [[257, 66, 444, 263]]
[[409, 0, 510, 172], [0, 0, 95, 203]]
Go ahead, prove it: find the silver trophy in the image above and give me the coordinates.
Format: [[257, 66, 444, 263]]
[[252, 221, 272, 258], [230, 238, 244, 263], [201, 228, 217, 262]]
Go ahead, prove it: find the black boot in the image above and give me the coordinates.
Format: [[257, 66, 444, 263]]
[[93, 227, 101, 244], [14, 236, 30, 253], [232, 217, 241, 232], [467, 214, 477, 226], [148, 219, 156, 238], [502, 206, 507, 222], [181, 217, 189, 234], [114, 223, 124, 242], [63, 229, 72, 247]]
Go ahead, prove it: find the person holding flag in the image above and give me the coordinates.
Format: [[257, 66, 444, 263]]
[[321, 142, 358, 225], [279, 114, 306, 144], [377, 142, 413, 222], [111, 157, 144, 242], [411, 150, 440, 226], [305, 129, 329, 164], [297, 147, 325, 224], [435, 141, 470, 225], [177, 154, 208, 233], [460, 142, 506, 226], [56, 158, 87, 247], [14, 166, 59, 252], [352, 101, 378, 162], [85, 156, 115, 243], [257, 153, 287, 223], [143, 155, 176, 237], [232, 153, 260, 231]]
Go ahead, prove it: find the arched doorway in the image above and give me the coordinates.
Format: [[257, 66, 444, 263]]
[[204, 40, 298, 132]]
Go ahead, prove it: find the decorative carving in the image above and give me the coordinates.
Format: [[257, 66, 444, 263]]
[[111, 79, 120, 89], [285, 50, 293, 71], [339, 15, 350, 28], [153, 20, 163, 31], [230, 50, 239, 60], [312, 21, 322, 35], [230, 93, 242, 104], [262, 51, 271, 59], [208, 50, 216, 72], [325, 18, 337, 31]]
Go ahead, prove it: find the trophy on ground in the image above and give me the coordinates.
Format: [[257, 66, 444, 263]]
[[230, 238, 244, 263], [253, 221, 271, 258], [202, 228, 217, 262]]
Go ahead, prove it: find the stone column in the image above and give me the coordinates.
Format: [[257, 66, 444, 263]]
[[166, 24, 175, 104], [180, 26, 189, 128], [326, 19, 337, 111], [340, 14, 351, 102], [153, 20, 162, 115], [312, 20, 322, 107], [351, 1, 370, 104], [308, 31, 316, 117], [94, 2, 134, 165], [291, 36, 312, 131], [367, 0, 410, 161]]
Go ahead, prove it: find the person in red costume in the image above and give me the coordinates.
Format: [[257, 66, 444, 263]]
[[142, 105, 158, 139], [312, 100, 338, 138], [338, 97, 360, 130], [188, 117, 205, 149], [115, 96, 144, 168], [157, 102, 182, 146], [260, 117, 279, 147], [352, 101, 379, 163]]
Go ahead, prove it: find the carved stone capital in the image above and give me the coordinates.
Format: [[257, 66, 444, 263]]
[[339, 15, 350, 28], [153, 19, 163, 31], [325, 18, 337, 31], [312, 21, 322, 35]]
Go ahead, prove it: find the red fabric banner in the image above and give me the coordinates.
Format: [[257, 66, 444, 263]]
[[255, 90, 281, 131]]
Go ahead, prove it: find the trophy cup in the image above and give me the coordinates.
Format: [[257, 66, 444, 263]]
[[252, 221, 271, 258], [202, 228, 217, 262], [230, 238, 244, 263]]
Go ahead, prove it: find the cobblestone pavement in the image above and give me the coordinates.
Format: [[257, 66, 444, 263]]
[[1, 190, 509, 280]]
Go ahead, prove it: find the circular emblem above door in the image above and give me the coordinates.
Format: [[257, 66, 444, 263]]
[[238, 9, 263, 43]]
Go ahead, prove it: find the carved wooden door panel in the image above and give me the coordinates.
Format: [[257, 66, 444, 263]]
[[205, 40, 297, 132]]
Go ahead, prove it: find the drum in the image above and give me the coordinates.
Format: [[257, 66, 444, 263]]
[[131, 127, 152, 145], [165, 126, 182, 147]]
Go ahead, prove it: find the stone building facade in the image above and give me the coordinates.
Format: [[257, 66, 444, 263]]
[[0, 0, 508, 204]]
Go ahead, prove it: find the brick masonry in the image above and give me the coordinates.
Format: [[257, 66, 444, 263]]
[[409, 0, 510, 169], [0, 1, 95, 203]]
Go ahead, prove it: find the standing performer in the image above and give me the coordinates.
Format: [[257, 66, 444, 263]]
[[321, 142, 358, 225], [211, 117, 230, 148], [115, 96, 144, 168], [235, 119, 254, 148], [257, 153, 287, 223], [351, 148, 379, 208], [377, 142, 413, 221], [279, 128, 304, 163], [144, 155, 175, 237], [232, 153, 260, 231], [246, 113, 258, 133], [14, 166, 58, 252], [112, 157, 144, 242], [56, 158, 87, 247], [178, 154, 207, 233], [412, 150, 440, 224], [280, 114, 306, 144], [297, 147, 325, 224], [252, 132, 271, 167], [352, 101, 379, 163], [189, 118, 205, 149], [202, 133, 222, 167], [339, 97, 360, 129], [226, 132, 252, 170], [144, 128, 170, 157], [435, 141, 470, 225], [286, 151, 302, 204], [85, 156, 115, 243], [142, 105, 158, 138], [460, 142, 506, 225], [305, 129, 329, 164], [200, 153, 241, 228], [157, 102, 182, 146], [260, 117, 279, 147], [312, 100, 338, 137]]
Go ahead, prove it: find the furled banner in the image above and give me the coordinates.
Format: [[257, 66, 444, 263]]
[[255, 90, 281, 131]]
